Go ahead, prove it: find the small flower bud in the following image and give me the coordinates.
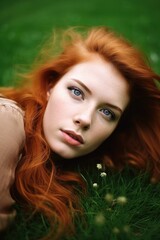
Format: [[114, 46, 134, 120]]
[[117, 196, 127, 205], [94, 213, 105, 225], [113, 227, 120, 234], [100, 172, 107, 177], [96, 163, 102, 170], [105, 193, 114, 203], [93, 183, 98, 188]]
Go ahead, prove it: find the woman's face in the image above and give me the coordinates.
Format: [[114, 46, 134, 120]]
[[43, 57, 130, 159]]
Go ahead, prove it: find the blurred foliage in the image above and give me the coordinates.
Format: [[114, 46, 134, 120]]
[[0, 0, 160, 86]]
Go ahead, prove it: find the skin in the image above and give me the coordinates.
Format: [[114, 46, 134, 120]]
[[43, 57, 130, 159]]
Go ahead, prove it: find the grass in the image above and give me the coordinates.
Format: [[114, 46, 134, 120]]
[[1, 168, 160, 240], [0, 0, 160, 239]]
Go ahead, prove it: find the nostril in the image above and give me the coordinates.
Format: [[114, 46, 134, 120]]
[[73, 114, 92, 129], [75, 120, 81, 125], [83, 125, 90, 130]]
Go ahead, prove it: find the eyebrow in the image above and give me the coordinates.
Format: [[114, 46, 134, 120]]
[[72, 78, 92, 94], [105, 103, 122, 114], [72, 78, 123, 114]]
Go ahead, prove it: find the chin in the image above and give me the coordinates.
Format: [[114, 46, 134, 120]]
[[49, 143, 87, 159], [52, 148, 77, 159], [58, 153, 77, 159]]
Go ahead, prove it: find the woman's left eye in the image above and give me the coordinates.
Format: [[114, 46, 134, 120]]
[[100, 108, 116, 121], [68, 86, 84, 99]]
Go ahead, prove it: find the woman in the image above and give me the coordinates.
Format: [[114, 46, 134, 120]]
[[0, 26, 160, 238]]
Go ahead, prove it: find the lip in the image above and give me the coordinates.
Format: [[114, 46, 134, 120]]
[[61, 129, 84, 145]]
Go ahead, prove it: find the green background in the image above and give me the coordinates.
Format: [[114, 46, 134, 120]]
[[0, 0, 160, 86]]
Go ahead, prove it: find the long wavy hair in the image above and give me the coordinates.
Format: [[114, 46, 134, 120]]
[[1, 27, 160, 238]]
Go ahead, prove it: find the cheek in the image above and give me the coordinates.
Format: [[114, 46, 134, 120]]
[[45, 94, 72, 125]]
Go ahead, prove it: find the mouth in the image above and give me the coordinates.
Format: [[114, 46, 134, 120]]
[[61, 129, 84, 145]]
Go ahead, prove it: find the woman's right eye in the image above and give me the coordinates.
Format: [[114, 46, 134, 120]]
[[68, 86, 84, 99]]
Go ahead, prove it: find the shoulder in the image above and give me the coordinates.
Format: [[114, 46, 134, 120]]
[[0, 96, 25, 147], [0, 97, 24, 118]]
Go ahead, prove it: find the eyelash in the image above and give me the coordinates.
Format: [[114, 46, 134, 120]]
[[68, 86, 84, 99], [68, 86, 116, 121], [99, 108, 116, 121]]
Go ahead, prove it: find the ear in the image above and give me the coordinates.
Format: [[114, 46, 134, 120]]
[[47, 91, 49, 100], [46, 82, 54, 100], [46, 89, 51, 100]]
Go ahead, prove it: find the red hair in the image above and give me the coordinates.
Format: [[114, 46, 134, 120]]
[[1, 27, 160, 238]]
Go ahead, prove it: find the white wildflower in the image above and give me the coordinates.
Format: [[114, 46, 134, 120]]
[[100, 172, 107, 177], [117, 196, 127, 205], [94, 213, 105, 225], [104, 193, 114, 203], [96, 163, 102, 170], [93, 183, 98, 188]]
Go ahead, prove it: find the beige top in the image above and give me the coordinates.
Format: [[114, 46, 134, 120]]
[[0, 97, 25, 231]]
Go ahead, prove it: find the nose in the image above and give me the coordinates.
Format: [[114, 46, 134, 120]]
[[73, 109, 93, 130]]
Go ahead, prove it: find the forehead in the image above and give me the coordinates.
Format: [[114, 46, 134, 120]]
[[58, 58, 130, 110]]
